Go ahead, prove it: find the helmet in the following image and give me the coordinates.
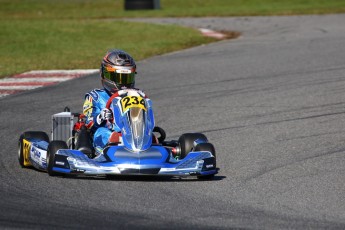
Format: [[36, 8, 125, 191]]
[[101, 49, 136, 93]]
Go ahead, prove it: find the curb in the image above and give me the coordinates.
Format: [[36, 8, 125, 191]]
[[0, 29, 227, 98], [0, 69, 98, 98], [198, 28, 227, 39]]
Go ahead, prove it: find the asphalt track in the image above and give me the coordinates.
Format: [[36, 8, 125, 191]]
[[1, 14, 345, 229]]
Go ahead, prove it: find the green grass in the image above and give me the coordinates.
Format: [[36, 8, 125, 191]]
[[0, 19, 214, 77], [2, 0, 345, 19], [1, 0, 345, 77]]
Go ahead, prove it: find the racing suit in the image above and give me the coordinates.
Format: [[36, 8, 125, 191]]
[[83, 88, 146, 151], [83, 89, 120, 151]]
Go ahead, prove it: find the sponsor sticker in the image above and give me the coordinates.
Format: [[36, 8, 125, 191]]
[[55, 161, 65, 166], [31, 146, 41, 159], [83, 96, 93, 116], [116, 69, 132, 74], [88, 90, 99, 102]]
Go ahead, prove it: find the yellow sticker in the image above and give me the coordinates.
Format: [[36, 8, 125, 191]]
[[22, 139, 32, 167], [83, 96, 93, 117], [120, 96, 146, 113]]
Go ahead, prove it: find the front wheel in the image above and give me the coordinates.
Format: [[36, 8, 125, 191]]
[[18, 131, 49, 168], [194, 143, 217, 180], [47, 140, 68, 176], [178, 133, 208, 159]]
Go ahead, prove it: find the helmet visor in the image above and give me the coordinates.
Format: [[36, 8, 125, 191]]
[[104, 70, 135, 85]]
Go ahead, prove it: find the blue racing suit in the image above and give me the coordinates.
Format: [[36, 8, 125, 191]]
[[82, 89, 120, 150]]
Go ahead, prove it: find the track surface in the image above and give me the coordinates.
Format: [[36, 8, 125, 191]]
[[1, 15, 345, 229]]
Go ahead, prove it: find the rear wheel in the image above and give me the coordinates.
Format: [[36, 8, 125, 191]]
[[47, 140, 68, 176], [178, 133, 208, 159], [18, 131, 49, 168]]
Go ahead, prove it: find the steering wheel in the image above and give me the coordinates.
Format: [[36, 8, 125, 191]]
[[104, 91, 119, 124], [105, 91, 119, 110]]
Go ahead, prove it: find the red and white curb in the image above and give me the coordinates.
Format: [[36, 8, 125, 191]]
[[198, 28, 227, 39], [0, 69, 98, 98]]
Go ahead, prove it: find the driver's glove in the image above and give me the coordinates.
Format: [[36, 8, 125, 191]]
[[96, 108, 113, 125]]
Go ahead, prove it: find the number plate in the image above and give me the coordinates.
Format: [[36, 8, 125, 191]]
[[120, 96, 146, 113]]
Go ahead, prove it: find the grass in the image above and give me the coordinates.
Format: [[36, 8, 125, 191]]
[[0, 19, 214, 77], [1, 0, 345, 77], [2, 0, 345, 19]]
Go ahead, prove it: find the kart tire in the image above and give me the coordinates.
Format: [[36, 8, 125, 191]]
[[47, 140, 68, 176], [18, 131, 50, 168], [153, 126, 166, 143], [194, 143, 217, 180], [178, 133, 207, 159], [18, 136, 25, 167], [194, 143, 216, 158]]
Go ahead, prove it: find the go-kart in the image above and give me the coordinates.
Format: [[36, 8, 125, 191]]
[[18, 89, 218, 179]]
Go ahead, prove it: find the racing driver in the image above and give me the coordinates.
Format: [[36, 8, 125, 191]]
[[82, 49, 145, 154]]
